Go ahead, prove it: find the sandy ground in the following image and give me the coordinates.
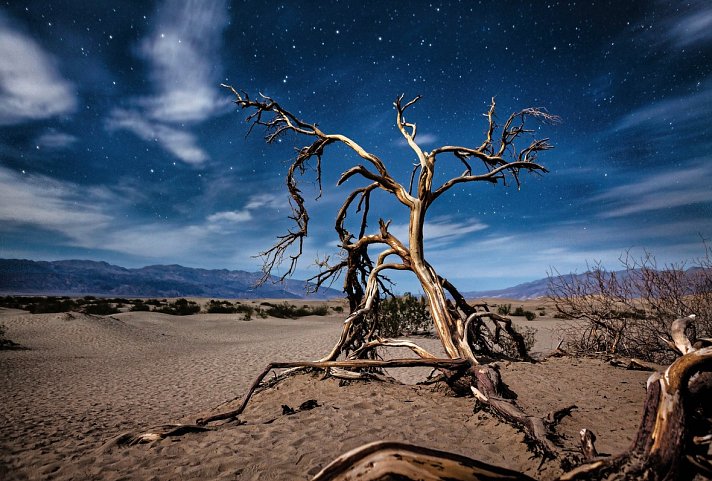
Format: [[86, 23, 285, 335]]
[[0, 301, 653, 480]]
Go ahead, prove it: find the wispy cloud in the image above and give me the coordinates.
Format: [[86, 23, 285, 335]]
[[106, 109, 208, 165], [662, 0, 712, 47], [423, 218, 711, 289], [205, 193, 287, 233], [137, 0, 230, 123], [245, 193, 288, 210], [35, 130, 78, 149], [0, 165, 280, 267], [389, 216, 488, 248], [0, 166, 112, 241], [0, 12, 76, 125], [106, 0, 230, 165], [395, 132, 439, 147], [592, 160, 712, 218], [613, 80, 712, 136]]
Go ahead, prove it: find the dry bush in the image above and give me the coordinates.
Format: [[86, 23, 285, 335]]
[[548, 245, 712, 363], [372, 293, 432, 338]]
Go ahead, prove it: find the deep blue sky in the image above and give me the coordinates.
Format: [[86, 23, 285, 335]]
[[1, 0, 711, 292]]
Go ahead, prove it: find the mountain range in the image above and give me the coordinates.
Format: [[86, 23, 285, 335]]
[[0, 259, 342, 299], [2, 258, 707, 301]]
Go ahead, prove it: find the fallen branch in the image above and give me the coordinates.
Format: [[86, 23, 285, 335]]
[[98, 424, 212, 452], [196, 357, 468, 425]]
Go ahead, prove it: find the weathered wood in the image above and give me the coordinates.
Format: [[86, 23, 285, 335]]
[[311, 441, 537, 481]]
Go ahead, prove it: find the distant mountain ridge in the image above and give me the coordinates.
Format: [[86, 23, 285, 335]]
[[462, 266, 710, 300], [0, 259, 342, 299], [461, 277, 553, 300]]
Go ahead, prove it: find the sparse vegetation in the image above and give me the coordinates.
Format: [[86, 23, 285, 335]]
[[206, 299, 239, 314], [260, 302, 330, 319], [130, 302, 150, 312], [498, 325, 537, 358], [83, 301, 120, 315], [548, 246, 712, 363], [496, 303, 512, 315], [156, 298, 201, 316], [372, 293, 432, 338], [512, 306, 536, 321]]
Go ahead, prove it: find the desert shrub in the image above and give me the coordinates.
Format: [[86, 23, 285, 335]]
[[130, 302, 150, 312], [511, 306, 536, 321], [373, 293, 432, 338], [0, 296, 24, 309], [309, 304, 329, 316], [548, 245, 712, 363], [497, 304, 512, 315], [157, 298, 201, 316], [27, 297, 77, 313], [206, 299, 238, 314], [497, 325, 537, 358], [83, 301, 119, 315], [262, 302, 296, 318], [538, 310, 546, 316], [260, 302, 328, 318], [333, 305, 344, 313]]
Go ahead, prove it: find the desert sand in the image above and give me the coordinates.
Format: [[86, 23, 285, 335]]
[[0, 300, 653, 480]]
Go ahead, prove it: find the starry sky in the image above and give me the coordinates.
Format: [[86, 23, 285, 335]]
[[1, 0, 711, 293]]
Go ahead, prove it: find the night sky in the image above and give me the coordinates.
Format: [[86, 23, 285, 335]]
[[1, 0, 711, 292]]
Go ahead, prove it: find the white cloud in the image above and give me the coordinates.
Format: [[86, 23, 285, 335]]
[[0, 165, 273, 267], [35, 131, 78, 149], [207, 210, 252, 224], [395, 132, 439, 147], [613, 81, 712, 135], [106, 109, 207, 165], [389, 216, 488, 247], [0, 13, 76, 125], [138, 0, 230, 123], [664, 1, 712, 47], [205, 193, 287, 232], [421, 218, 711, 289], [106, 0, 230, 165], [0, 166, 112, 241], [593, 160, 712, 218], [245, 193, 287, 210]]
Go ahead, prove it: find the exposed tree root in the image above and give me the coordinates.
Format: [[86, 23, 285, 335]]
[[469, 364, 560, 459]]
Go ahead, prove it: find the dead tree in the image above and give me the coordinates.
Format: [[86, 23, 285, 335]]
[[310, 316, 712, 481], [207, 85, 564, 454]]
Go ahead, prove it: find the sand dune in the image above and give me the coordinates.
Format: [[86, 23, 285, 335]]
[[0, 306, 651, 480]]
